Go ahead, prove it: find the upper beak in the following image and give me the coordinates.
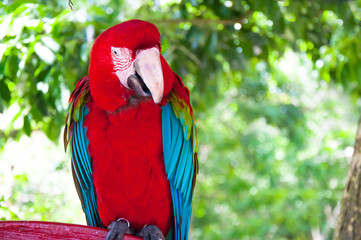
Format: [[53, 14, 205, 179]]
[[127, 47, 164, 104]]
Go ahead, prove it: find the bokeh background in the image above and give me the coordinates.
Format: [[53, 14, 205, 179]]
[[1, 0, 361, 239]]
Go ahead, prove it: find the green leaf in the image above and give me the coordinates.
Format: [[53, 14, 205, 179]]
[[23, 115, 31, 136], [4, 54, 19, 79], [0, 80, 11, 103]]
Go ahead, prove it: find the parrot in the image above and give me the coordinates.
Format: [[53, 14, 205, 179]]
[[63, 19, 198, 240]]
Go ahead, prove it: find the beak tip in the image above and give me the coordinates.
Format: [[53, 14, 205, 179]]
[[153, 96, 162, 104]]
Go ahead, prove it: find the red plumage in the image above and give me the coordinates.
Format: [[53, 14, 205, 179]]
[[85, 98, 173, 234], [65, 20, 198, 240]]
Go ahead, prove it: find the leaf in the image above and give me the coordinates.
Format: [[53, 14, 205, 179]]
[[6, 0, 37, 13], [0, 80, 11, 103], [0, 100, 3, 113], [45, 118, 60, 141], [4, 54, 19, 79], [207, 32, 218, 54], [34, 43, 55, 64], [30, 107, 42, 122], [0, 14, 12, 39], [23, 115, 31, 136], [41, 36, 60, 52]]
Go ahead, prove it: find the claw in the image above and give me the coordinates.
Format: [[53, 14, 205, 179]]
[[106, 218, 134, 240], [138, 225, 165, 240]]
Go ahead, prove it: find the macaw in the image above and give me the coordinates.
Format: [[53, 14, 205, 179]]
[[64, 20, 198, 240]]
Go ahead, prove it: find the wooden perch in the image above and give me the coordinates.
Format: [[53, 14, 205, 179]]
[[0, 221, 142, 240]]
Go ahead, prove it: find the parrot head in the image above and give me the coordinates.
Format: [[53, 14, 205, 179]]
[[88, 20, 174, 111]]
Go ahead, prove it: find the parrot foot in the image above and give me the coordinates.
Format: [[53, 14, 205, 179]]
[[106, 218, 135, 240], [138, 225, 165, 240]]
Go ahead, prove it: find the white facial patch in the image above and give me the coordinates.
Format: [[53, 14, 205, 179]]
[[111, 47, 135, 88]]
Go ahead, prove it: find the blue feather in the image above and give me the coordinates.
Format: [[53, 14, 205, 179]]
[[169, 114, 182, 157], [71, 136, 87, 189], [162, 105, 172, 162], [74, 126, 88, 185], [174, 140, 190, 189], [180, 150, 192, 195], [162, 102, 195, 240], [79, 108, 92, 175], [71, 106, 103, 228], [185, 166, 194, 205]]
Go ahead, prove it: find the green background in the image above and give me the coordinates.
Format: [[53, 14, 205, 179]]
[[1, 0, 361, 239]]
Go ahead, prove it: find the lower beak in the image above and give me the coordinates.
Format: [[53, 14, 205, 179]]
[[128, 47, 164, 104]]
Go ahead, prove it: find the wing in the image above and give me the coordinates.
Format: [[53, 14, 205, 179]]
[[64, 76, 104, 228], [162, 87, 199, 240]]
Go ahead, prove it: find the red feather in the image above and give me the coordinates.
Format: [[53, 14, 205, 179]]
[[85, 97, 173, 234]]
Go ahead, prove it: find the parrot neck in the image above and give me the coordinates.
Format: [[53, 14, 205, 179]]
[[89, 73, 131, 112]]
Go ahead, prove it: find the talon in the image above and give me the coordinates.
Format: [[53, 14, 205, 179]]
[[116, 218, 130, 228], [138, 225, 165, 240], [106, 218, 132, 240]]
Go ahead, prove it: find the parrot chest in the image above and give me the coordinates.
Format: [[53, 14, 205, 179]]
[[85, 100, 173, 234]]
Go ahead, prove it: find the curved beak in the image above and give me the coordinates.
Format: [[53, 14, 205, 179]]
[[128, 47, 164, 104]]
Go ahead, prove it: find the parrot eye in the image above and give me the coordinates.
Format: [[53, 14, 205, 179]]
[[111, 47, 120, 57]]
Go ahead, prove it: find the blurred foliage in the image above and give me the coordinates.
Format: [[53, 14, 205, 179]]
[[1, 0, 361, 239]]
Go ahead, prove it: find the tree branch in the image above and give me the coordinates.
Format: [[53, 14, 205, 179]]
[[66, 1, 252, 26], [150, 11, 253, 26], [68, 0, 73, 10]]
